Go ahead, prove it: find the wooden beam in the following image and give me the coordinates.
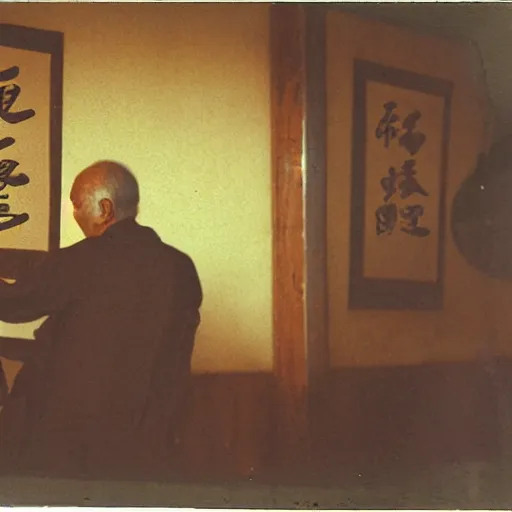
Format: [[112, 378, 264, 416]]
[[270, 3, 308, 466]]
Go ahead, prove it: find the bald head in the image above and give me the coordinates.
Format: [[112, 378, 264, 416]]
[[71, 161, 140, 237]]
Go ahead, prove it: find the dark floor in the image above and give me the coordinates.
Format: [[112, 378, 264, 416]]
[[0, 461, 511, 509]]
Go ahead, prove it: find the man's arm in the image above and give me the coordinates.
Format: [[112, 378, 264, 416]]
[[182, 254, 202, 311], [176, 256, 202, 381], [0, 250, 73, 324]]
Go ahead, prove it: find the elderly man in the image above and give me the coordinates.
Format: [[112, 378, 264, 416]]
[[0, 161, 202, 479]]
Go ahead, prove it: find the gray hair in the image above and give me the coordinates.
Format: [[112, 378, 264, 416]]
[[84, 161, 140, 220]]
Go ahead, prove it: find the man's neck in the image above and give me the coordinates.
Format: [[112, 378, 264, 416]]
[[102, 217, 137, 236]]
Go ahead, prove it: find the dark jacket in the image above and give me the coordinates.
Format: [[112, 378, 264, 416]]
[[0, 218, 202, 479]]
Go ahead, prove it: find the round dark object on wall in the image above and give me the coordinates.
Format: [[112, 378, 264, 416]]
[[451, 137, 512, 279]]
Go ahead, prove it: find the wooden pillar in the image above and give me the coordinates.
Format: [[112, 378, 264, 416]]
[[271, 3, 329, 474], [270, 3, 308, 468]]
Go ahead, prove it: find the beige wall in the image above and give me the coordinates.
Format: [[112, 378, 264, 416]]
[[0, 3, 273, 373], [326, 11, 512, 368]]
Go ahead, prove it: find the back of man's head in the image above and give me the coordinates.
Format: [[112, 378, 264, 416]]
[[92, 161, 140, 219], [71, 160, 140, 237]]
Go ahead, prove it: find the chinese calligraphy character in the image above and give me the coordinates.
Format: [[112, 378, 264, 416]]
[[0, 66, 34, 232], [380, 167, 398, 202], [376, 203, 398, 235], [399, 110, 426, 155], [379, 160, 429, 203], [0, 66, 36, 124], [0, 202, 29, 231], [376, 160, 430, 237], [375, 101, 399, 148], [0, 160, 29, 191], [375, 102, 427, 155], [398, 159, 429, 199], [374, 98, 431, 238], [0, 160, 30, 231], [399, 204, 430, 237], [375, 203, 430, 237]]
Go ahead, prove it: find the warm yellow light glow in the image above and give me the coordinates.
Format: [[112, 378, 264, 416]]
[[0, 3, 272, 373]]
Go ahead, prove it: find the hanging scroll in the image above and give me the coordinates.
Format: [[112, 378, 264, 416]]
[[349, 59, 452, 309], [0, 24, 62, 345], [0, 23, 62, 279]]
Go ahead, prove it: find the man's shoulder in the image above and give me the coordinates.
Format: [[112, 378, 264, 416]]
[[37, 237, 103, 276], [157, 240, 202, 305], [158, 240, 196, 268], [53, 236, 98, 260], [151, 235, 199, 280]]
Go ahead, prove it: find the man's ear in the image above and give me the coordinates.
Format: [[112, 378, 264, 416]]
[[99, 198, 115, 222]]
